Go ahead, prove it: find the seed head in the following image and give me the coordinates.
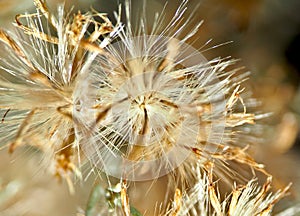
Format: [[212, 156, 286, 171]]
[[0, 0, 119, 190]]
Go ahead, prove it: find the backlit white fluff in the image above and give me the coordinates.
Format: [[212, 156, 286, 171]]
[[80, 0, 257, 183]]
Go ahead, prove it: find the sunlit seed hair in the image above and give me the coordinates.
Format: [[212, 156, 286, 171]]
[[0, 0, 120, 191], [80, 0, 266, 185]]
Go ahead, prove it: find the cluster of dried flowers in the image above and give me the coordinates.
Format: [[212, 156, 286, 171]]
[[0, 0, 297, 215]]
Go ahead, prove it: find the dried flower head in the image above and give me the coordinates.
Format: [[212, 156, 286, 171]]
[[0, 0, 120, 191], [79, 0, 268, 186]]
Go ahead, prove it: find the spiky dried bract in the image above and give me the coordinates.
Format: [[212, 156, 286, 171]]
[[0, 0, 119, 189], [226, 177, 290, 216], [166, 165, 290, 216]]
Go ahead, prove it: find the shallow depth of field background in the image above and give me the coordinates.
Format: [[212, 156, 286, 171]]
[[0, 0, 299, 215]]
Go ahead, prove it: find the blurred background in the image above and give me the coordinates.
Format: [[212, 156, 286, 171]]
[[0, 0, 299, 215]]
